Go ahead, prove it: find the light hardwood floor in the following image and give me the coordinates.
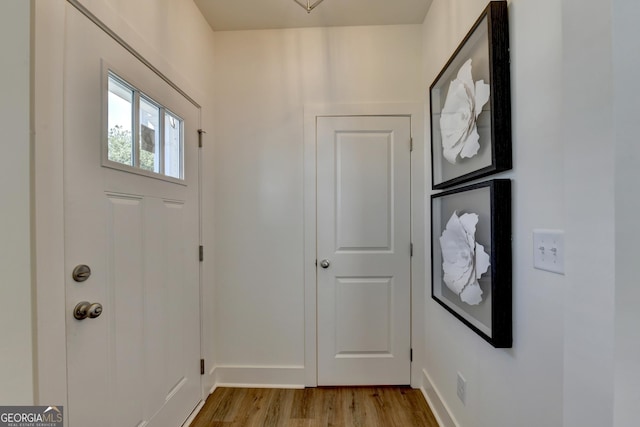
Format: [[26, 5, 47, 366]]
[[190, 386, 439, 427]]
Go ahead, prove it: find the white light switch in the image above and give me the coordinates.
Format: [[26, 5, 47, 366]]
[[533, 229, 565, 274]]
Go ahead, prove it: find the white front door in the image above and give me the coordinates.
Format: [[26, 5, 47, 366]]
[[64, 7, 201, 427], [317, 116, 412, 385]]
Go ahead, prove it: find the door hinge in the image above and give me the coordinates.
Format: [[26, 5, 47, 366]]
[[410, 137, 414, 152], [199, 245, 204, 262], [410, 243, 414, 257], [200, 359, 205, 375], [410, 348, 413, 362], [198, 129, 206, 148]]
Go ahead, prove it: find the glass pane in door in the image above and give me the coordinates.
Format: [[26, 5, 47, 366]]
[[140, 97, 160, 173], [164, 111, 182, 179], [107, 75, 134, 166]]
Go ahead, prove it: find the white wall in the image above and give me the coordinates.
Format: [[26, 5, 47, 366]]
[[612, 1, 640, 425], [422, 0, 565, 426], [560, 1, 640, 425], [0, 0, 34, 405], [423, 0, 640, 426], [212, 25, 423, 379], [69, 0, 215, 102], [562, 0, 615, 425]]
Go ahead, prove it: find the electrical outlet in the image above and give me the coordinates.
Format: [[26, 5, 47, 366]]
[[533, 229, 565, 274], [457, 372, 466, 405]]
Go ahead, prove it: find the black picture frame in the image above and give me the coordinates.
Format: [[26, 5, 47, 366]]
[[430, 1, 511, 190], [431, 179, 512, 348]]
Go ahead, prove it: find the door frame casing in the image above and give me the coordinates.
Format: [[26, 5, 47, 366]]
[[303, 103, 425, 388], [34, 0, 68, 410]]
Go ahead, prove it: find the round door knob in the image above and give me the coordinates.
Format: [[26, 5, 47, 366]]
[[73, 301, 91, 320], [320, 259, 331, 269], [88, 302, 103, 319], [73, 301, 103, 320]]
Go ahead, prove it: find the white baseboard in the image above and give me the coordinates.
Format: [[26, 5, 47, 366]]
[[421, 369, 459, 427], [183, 399, 205, 427], [208, 383, 217, 395], [212, 365, 306, 389], [200, 366, 216, 399], [185, 382, 217, 426]]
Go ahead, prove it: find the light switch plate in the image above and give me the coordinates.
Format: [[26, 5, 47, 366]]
[[533, 229, 565, 274]]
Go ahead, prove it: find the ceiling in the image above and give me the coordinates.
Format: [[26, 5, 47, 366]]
[[194, 0, 432, 31]]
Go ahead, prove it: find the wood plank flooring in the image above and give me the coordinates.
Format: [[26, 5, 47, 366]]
[[190, 387, 439, 427]]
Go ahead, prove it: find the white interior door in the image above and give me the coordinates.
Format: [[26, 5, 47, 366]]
[[64, 6, 201, 427], [317, 116, 412, 385]]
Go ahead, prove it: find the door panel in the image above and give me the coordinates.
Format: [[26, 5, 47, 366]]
[[64, 6, 200, 427], [317, 116, 411, 386], [336, 132, 392, 251], [335, 277, 393, 353], [107, 195, 145, 427]]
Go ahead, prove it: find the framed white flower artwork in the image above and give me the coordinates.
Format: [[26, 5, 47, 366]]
[[430, 1, 511, 189], [431, 179, 512, 348]]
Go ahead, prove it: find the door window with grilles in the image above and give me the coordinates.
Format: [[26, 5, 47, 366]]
[[106, 72, 184, 181]]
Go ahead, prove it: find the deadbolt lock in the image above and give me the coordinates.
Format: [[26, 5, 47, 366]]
[[72, 265, 92, 282]]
